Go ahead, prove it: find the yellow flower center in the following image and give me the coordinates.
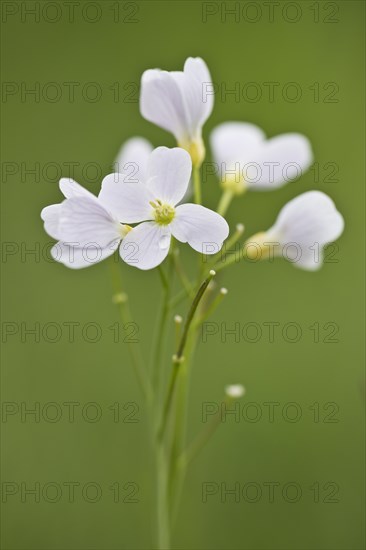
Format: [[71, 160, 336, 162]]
[[150, 200, 175, 225]]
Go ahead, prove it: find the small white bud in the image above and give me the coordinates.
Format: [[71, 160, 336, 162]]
[[236, 223, 245, 233], [225, 384, 245, 399], [209, 270, 216, 277], [220, 287, 228, 295], [174, 315, 183, 324]]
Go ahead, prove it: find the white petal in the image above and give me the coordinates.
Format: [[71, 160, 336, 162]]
[[268, 191, 344, 270], [146, 147, 191, 205], [41, 180, 96, 239], [41, 204, 62, 239], [98, 173, 154, 223], [171, 204, 229, 254], [176, 57, 214, 135], [51, 240, 119, 269], [210, 122, 266, 171], [246, 134, 313, 190], [114, 137, 153, 182], [120, 222, 171, 270], [291, 249, 325, 272], [58, 197, 122, 248], [140, 69, 189, 142], [59, 178, 95, 199]]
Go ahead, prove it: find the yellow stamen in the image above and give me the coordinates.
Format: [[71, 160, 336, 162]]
[[150, 200, 175, 225]]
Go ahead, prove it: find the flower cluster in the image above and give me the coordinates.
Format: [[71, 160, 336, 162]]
[[41, 56, 344, 272], [39, 56, 346, 550]]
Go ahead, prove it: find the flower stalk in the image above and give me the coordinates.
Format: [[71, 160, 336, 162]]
[[157, 270, 216, 442]]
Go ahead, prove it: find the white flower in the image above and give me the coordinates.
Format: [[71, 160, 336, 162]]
[[225, 384, 245, 398], [210, 122, 313, 193], [41, 178, 131, 269], [114, 136, 153, 182], [140, 57, 214, 167], [245, 191, 344, 271], [115, 136, 193, 201], [98, 146, 229, 270]]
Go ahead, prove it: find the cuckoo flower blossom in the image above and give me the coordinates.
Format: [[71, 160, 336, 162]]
[[98, 146, 229, 270], [245, 191, 344, 270], [210, 122, 313, 194], [41, 178, 131, 269], [140, 57, 214, 167]]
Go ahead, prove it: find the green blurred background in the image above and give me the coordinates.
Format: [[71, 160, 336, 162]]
[[1, 1, 365, 549]]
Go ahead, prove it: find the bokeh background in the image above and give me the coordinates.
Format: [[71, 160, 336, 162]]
[[1, 1, 365, 549]]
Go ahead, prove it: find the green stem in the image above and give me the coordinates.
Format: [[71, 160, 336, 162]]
[[172, 249, 194, 298], [157, 263, 169, 290], [176, 269, 216, 360], [209, 222, 245, 267], [193, 165, 202, 205], [156, 444, 170, 549], [213, 245, 244, 274], [224, 223, 245, 251], [217, 188, 234, 216], [156, 354, 181, 443], [151, 264, 173, 397], [157, 270, 216, 442], [194, 287, 228, 326], [167, 270, 218, 521], [169, 288, 189, 309], [169, 332, 198, 524]]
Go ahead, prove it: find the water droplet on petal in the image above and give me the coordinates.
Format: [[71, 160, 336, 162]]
[[159, 235, 170, 250]]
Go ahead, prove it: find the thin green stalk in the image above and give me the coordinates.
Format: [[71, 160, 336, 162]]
[[172, 249, 194, 298], [168, 274, 227, 523], [169, 289, 188, 309], [174, 315, 183, 349], [169, 331, 198, 523], [176, 269, 216, 359], [194, 287, 228, 326], [207, 223, 245, 267], [157, 270, 216, 442], [213, 245, 244, 274], [108, 257, 152, 403], [156, 355, 181, 442], [156, 444, 170, 549], [193, 165, 202, 204], [151, 263, 173, 397], [217, 188, 234, 216], [224, 223, 245, 251], [157, 263, 169, 290]]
